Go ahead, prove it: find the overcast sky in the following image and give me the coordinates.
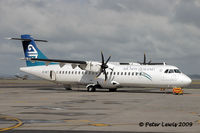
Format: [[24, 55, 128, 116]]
[[0, 0, 200, 75]]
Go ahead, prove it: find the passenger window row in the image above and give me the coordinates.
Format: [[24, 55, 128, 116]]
[[55, 71, 143, 76]]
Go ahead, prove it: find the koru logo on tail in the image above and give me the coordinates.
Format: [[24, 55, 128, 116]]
[[27, 44, 38, 58]]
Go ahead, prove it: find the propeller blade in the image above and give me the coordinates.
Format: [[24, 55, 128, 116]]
[[101, 51, 104, 65], [108, 67, 113, 71], [144, 53, 146, 64], [148, 60, 152, 64], [96, 68, 103, 77], [103, 69, 107, 81], [105, 56, 111, 64]]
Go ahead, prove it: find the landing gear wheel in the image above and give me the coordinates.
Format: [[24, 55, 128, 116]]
[[65, 87, 72, 90], [87, 86, 96, 92], [64, 85, 72, 90], [109, 89, 117, 92]]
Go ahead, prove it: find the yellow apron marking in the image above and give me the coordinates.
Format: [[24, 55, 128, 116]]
[[190, 112, 198, 115], [89, 123, 110, 126], [64, 120, 91, 123], [0, 116, 23, 131]]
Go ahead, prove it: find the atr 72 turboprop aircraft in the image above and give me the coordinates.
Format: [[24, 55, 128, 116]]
[[9, 34, 191, 92]]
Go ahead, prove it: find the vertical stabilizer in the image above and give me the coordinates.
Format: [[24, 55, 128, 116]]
[[21, 34, 47, 66]]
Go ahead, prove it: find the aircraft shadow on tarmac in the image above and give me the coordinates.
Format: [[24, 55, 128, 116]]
[[35, 87, 190, 95]]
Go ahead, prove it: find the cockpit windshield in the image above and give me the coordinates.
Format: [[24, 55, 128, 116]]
[[164, 69, 168, 73], [164, 69, 181, 73], [169, 69, 174, 73], [174, 69, 181, 73]]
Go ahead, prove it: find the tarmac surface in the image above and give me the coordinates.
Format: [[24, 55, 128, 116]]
[[0, 79, 200, 133]]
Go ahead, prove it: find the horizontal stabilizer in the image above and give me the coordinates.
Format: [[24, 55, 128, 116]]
[[7, 37, 48, 42]]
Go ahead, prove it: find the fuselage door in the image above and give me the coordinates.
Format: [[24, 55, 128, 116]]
[[50, 70, 56, 81]]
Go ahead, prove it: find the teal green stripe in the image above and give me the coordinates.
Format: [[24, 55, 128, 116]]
[[141, 72, 152, 81]]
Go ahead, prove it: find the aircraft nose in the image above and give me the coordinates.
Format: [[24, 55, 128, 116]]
[[182, 75, 192, 86]]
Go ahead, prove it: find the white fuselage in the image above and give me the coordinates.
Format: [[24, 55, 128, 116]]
[[20, 63, 192, 89]]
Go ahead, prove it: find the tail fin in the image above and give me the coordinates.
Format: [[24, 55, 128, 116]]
[[21, 34, 47, 66], [10, 34, 48, 66]]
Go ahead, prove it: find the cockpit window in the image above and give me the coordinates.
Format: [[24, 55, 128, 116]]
[[164, 69, 182, 73], [169, 69, 174, 73], [164, 69, 169, 73], [174, 69, 181, 73]]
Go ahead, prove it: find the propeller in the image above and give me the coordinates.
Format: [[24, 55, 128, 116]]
[[138, 53, 166, 65], [138, 53, 151, 65], [96, 52, 112, 81]]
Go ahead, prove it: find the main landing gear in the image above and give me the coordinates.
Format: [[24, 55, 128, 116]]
[[87, 85, 117, 92], [64, 85, 72, 90], [87, 86, 96, 92], [109, 88, 117, 92]]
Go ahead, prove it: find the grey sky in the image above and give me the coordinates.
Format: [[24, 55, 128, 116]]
[[0, 0, 200, 75]]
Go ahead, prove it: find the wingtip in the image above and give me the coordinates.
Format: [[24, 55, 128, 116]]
[[19, 58, 25, 60], [5, 37, 12, 40]]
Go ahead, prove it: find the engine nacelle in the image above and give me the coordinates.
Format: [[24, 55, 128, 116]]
[[84, 62, 101, 72]]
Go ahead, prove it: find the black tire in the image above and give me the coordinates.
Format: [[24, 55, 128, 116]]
[[65, 87, 72, 90], [109, 89, 117, 92], [87, 86, 96, 92], [91, 87, 96, 92], [87, 87, 91, 92], [64, 85, 72, 90]]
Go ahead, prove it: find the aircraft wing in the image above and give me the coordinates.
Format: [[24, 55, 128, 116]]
[[23, 58, 95, 70], [29, 58, 87, 64]]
